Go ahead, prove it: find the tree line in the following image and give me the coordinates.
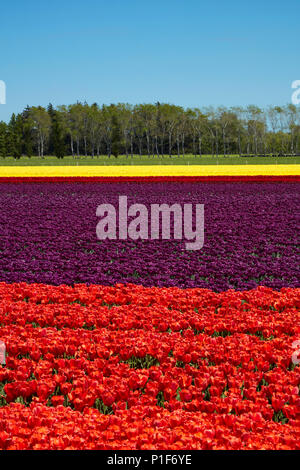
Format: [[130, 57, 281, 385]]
[[0, 102, 300, 159]]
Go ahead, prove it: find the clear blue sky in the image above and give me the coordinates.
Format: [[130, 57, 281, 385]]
[[0, 0, 299, 121]]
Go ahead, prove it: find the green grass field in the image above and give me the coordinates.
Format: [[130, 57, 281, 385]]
[[0, 155, 300, 166]]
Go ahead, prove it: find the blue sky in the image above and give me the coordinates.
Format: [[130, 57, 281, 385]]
[[0, 0, 299, 121]]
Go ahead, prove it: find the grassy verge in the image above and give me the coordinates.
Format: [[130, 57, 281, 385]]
[[0, 155, 300, 166]]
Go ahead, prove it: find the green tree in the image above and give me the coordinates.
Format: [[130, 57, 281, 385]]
[[8, 113, 23, 159], [111, 109, 121, 158], [29, 106, 51, 158], [48, 103, 66, 158], [22, 106, 34, 157], [0, 121, 8, 158]]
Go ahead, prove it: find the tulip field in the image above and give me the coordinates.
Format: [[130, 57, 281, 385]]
[[0, 283, 299, 450], [0, 166, 299, 450], [0, 179, 298, 290]]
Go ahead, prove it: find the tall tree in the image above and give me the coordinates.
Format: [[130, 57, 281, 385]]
[[48, 104, 66, 159], [111, 107, 121, 158], [29, 106, 51, 158], [22, 106, 34, 157], [0, 121, 8, 158], [8, 113, 23, 159]]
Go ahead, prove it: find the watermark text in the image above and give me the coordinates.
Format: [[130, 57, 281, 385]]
[[291, 80, 300, 105], [96, 196, 204, 250], [0, 81, 6, 105]]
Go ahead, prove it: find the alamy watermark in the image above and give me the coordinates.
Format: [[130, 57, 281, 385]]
[[292, 340, 300, 366], [96, 196, 204, 250], [291, 80, 300, 105], [0, 341, 5, 365], [0, 80, 6, 105]]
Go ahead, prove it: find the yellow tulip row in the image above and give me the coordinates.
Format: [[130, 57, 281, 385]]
[[0, 164, 299, 177]]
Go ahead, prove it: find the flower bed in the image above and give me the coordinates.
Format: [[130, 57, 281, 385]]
[[0, 283, 299, 450], [0, 164, 299, 178], [0, 182, 298, 290], [0, 175, 299, 183]]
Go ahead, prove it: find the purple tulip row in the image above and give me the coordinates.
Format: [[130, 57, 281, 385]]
[[0, 182, 298, 291]]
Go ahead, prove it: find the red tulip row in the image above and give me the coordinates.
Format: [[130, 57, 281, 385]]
[[0, 282, 299, 450], [0, 401, 298, 450], [0, 295, 297, 337], [0, 175, 299, 183]]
